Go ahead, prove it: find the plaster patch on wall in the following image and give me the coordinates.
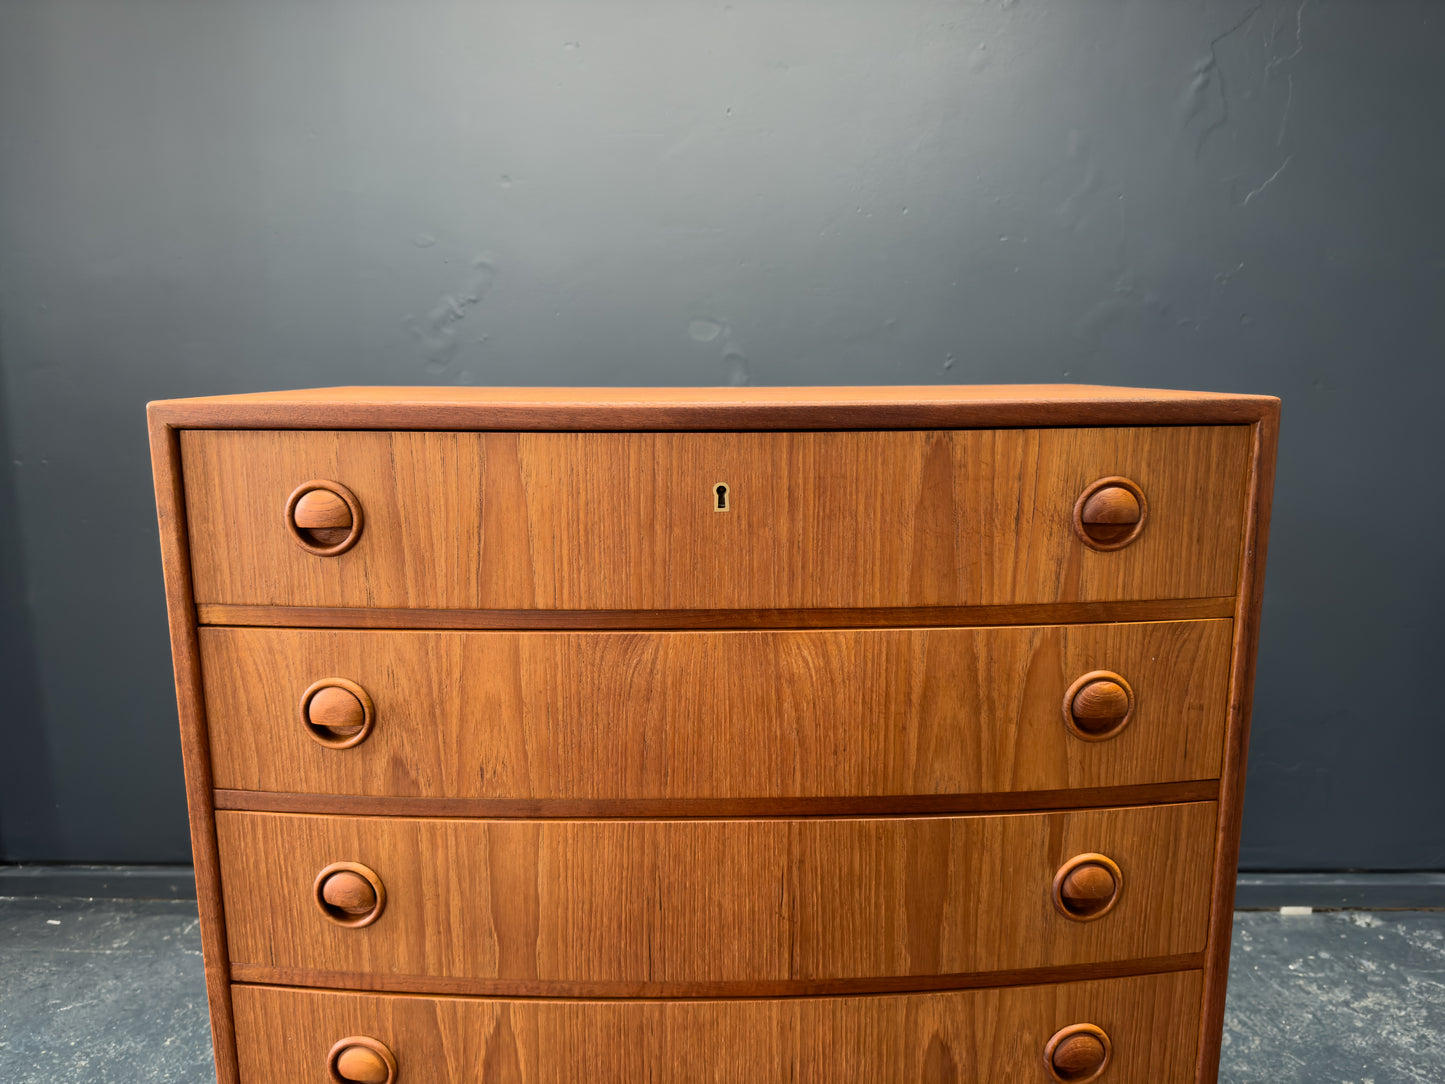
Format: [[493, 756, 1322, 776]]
[[405, 256, 498, 374], [687, 318, 723, 342], [1184, 4, 1263, 162], [686, 315, 751, 384], [1183, 0, 1312, 208], [1056, 129, 1103, 232]]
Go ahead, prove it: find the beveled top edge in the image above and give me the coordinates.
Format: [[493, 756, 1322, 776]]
[[148, 384, 1280, 430]]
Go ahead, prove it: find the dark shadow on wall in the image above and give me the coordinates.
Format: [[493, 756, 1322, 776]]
[[0, 312, 59, 860]]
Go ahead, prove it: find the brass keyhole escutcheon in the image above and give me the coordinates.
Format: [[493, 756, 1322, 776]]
[[714, 482, 730, 512]]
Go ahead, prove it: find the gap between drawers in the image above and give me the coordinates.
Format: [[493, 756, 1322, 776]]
[[196, 597, 1236, 631], [212, 780, 1220, 820]]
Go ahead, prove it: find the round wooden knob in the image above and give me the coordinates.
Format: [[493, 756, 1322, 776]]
[[1063, 671, 1134, 741], [335, 1045, 390, 1083], [1052, 853, 1122, 922], [313, 863, 386, 928], [327, 1037, 397, 1084], [322, 871, 377, 914], [310, 686, 364, 732], [286, 480, 363, 556], [1045, 1024, 1112, 1082], [1073, 477, 1147, 550], [295, 489, 353, 530], [300, 679, 375, 748], [1081, 486, 1139, 525]]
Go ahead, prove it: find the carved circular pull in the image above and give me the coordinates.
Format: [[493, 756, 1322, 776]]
[[1053, 853, 1122, 922], [313, 862, 386, 928], [1045, 1024, 1113, 1082], [286, 480, 364, 556], [300, 679, 376, 749], [1073, 476, 1147, 551], [1063, 671, 1134, 741], [327, 1036, 397, 1084]]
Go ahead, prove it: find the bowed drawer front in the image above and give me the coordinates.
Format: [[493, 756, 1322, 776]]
[[217, 803, 1215, 990], [200, 620, 1233, 801], [233, 970, 1205, 1084], [180, 426, 1250, 610], [148, 385, 1276, 1084]]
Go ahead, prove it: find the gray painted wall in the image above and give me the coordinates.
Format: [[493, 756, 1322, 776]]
[[1, 0, 1440, 869]]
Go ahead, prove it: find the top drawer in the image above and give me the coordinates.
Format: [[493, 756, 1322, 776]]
[[181, 427, 1249, 610]]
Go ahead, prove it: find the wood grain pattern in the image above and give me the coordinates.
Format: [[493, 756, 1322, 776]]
[[200, 620, 1233, 801], [215, 803, 1216, 991], [196, 595, 1237, 630], [147, 382, 1280, 431], [231, 970, 1204, 1084], [181, 426, 1251, 610], [1197, 404, 1281, 1083], [146, 419, 241, 1084]]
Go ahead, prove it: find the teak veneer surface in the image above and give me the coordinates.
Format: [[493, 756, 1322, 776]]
[[215, 803, 1215, 989], [149, 385, 1278, 1084], [201, 620, 1232, 800], [181, 427, 1250, 610], [231, 970, 1204, 1084], [149, 382, 1278, 431]]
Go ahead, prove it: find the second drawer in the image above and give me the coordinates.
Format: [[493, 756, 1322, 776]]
[[202, 619, 1232, 801], [216, 802, 1216, 992]]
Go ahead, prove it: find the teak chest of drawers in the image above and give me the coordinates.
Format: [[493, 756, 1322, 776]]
[[148, 385, 1278, 1084]]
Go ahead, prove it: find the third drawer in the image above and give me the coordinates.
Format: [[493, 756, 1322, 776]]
[[202, 619, 1232, 801], [217, 801, 1216, 992]]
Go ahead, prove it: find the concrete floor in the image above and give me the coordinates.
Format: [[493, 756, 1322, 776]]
[[0, 898, 212, 1083], [1, 898, 1441, 1082]]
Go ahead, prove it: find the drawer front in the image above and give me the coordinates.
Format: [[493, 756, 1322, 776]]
[[216, 803, 1215, 989], [233, 970, 1203, 1083], [182, 427, 1249, 609], [203, 620, 1232, 800]]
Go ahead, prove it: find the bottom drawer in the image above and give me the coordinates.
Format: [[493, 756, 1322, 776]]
[[233, 970, 1202, 1083]]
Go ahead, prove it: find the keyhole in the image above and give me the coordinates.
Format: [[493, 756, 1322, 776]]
[[714, 483, 730, 512]]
